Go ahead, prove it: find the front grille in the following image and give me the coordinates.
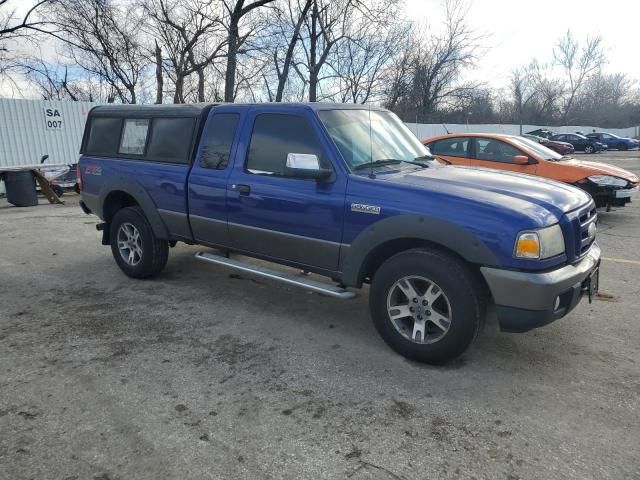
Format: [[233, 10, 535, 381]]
[[574, 202, 597, 258]]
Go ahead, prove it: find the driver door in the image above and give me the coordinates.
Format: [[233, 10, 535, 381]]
[[225, 108, 347, 272]]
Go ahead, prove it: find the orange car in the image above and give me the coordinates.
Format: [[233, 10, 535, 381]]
[[423, 133, 639, 209]]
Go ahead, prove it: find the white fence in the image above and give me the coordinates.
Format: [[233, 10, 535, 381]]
[[406, 123, 640, 141]]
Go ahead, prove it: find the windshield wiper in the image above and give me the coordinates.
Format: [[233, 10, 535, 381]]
[[354, 159, 401, 170], [354, 159, 429, 171]]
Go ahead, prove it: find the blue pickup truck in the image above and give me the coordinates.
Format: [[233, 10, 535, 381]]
[[78, 103, 601, 364]]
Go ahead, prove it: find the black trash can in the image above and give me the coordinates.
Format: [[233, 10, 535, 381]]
[[1, 171, 38, 207]]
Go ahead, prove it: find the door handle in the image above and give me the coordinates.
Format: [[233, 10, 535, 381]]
[[237, 184, 251, 195]]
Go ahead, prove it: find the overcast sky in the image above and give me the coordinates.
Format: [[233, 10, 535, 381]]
[[406, 0, 640, 87]]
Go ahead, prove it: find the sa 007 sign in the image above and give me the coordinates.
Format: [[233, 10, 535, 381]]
[[43, 108, 64, 130]]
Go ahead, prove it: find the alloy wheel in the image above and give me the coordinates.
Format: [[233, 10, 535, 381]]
[[117, 222, 143, 266], [386, 275, 452, 344]]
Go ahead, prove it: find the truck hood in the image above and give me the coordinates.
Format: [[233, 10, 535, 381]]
[[558, 159, 639, 184], [380, 165, 590, 219]]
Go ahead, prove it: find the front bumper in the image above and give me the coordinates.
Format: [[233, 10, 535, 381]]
[[481, 244, 601, 333]]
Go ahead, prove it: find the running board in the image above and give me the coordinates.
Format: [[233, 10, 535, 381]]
[[195, 252, 355, 299]]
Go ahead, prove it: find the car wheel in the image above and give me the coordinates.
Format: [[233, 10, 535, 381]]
[[369, 248, 483, 364], [584, 145, 594, 154], [109, 206, 169, 278], [617, 143, 628, 151]]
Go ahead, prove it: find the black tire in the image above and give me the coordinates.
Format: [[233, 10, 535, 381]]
[[369, 248, 483, 364], [109, 206, 169, 278], [584, 145, 594, 154], [617, 143, 628, 151]]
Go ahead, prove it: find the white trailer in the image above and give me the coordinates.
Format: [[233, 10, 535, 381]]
[[0, 98, 100, 193]]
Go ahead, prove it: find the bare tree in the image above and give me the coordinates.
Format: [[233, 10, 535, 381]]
[[334, 15, 408, 104], [143, 0, 227, 103], [553, 30, 606, 123], [383, 39, 416, 110], [305, 0, 341, 102], [153, 39, 163, 103], [411, 0, 482, 113], [222, 0, 276, 102], [384, 0, 483, 120], [47, 0, 146, 104], [19, 56, 109, 101], [0, 0, 52, 72], [268, 0, 312, 102], [510, 62, 539, 134]]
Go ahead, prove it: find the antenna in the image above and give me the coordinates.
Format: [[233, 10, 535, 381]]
[[442, 124, 450, 134], [368, 104, 374, 179]]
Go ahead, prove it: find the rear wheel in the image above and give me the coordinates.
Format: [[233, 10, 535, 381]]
[[584, 145, 595, 154], [369, 248, 483, 364], [617, 143, 628, 151], [109, 206, 169, 278]]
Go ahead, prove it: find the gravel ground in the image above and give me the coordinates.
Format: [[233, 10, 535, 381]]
[[1, 151, 639, 480]]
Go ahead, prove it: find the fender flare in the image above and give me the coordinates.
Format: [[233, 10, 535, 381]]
[[97, 177, 170, 240], [340, 214, 499, 287]]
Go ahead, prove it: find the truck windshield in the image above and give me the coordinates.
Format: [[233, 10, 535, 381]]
[[317, 109, 434, 171]]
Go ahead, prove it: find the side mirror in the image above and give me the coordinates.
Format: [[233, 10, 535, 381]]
[[285, 153, 333, 180], [513, 155, 529, 165], [40, 154, 49, 164]]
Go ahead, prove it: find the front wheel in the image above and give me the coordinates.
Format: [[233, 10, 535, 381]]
[[109, 206, 169, 278], [584, 145, 595, 154], [369, 249, 483, 364]]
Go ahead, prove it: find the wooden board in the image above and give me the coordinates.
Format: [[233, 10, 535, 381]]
[[0, 163, 69, 172]]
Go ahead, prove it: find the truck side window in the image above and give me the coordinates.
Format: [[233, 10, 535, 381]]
[[146, 117, 194, 164], [246, 114, 324, 176], [119, 119, 149, 155], [199, 113, 240, 170], [86, 117, 122, 156]]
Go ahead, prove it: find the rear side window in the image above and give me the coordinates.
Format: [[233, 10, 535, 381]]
[[199, 113, 240, 169], [119, 119, 149, 155], [430, 138, 470, 157], [86, 117, 122, 156], [246, 114, 324, 175], [146, 117, 195, 164]]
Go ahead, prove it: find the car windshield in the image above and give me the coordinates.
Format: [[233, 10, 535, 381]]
[[317, 109, 435, 171], [512, 136, 563, 161]]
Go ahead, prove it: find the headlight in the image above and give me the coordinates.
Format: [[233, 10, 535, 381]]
[[588, 175, 627, 187], [514, 224, 565, 260]]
